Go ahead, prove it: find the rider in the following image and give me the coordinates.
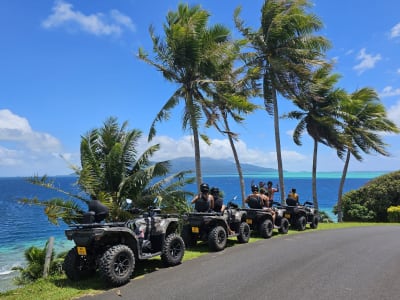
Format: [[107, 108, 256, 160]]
[[210, 187, 226, 213], [286, 188, 299, 206], [245, 185, 269, 209], [87, 195, 109, 222], [266, 181, 279, 202], [191, 183, 214, 212]]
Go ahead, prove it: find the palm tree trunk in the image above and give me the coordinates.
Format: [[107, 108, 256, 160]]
[[223, 115, 246, 207], [337, 150, 351, 222], [312, 139, 318, 209], [192, 125, 203, 193], [271, 89, 286, 204]]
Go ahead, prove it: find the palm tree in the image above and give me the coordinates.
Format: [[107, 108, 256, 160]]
[[138, 3, 231, 190], [285, 65, 346, 209], [204, 42, 260, 207], [21, 117, 194, 224], [234, 0, 330, 203], [336, 88, 400, 222]]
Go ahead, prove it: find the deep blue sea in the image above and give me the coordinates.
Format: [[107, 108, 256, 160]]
[[0, 172, 385, 292]]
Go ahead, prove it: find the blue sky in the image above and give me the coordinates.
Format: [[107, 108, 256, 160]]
[[1, 0, 399, 177]]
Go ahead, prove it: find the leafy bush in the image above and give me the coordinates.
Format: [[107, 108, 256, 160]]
[[387, 206, 400, 223], [341, 170, 400, 222]]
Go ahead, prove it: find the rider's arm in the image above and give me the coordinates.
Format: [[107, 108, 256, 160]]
[[210, 195, 215, 209]]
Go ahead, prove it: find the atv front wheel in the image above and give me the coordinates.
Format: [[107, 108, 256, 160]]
[[310, 215, 319, 229], [208, 225, 227, 251], [278, 217, 289, 234], [297, 216, 306, 231], [237, 222, 250, 243], [161, 233, 185, 266], [63, 247, 96, 281], [99, 244, 135, 287], [260, 219, 273, 238]]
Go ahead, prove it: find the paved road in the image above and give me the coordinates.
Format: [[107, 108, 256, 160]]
[[79, 226, 400, 300]]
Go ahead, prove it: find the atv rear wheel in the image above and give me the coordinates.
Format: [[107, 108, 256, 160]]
[[260, 219, 273, 238], [208, 225, 227, 251], [278, 217, 289, 234], [99, 244, 135, 287], [237, 222, 250, 243], [63, 247, 96, 281], [161, 233, 185, 266], [181, 224, 197, 248], [297, 216, 306, 231], [310, 215, 319, 229]]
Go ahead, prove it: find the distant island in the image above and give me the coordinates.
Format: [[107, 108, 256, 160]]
[[168, 157, 278, 175]]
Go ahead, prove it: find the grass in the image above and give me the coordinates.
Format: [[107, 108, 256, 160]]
[[1, 222, 398, 300]]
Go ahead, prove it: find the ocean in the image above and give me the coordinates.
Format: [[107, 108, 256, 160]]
[[0, 172, 385, 292]]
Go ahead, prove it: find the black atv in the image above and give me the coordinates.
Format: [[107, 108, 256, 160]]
[[284, 198, 319, 231], [181, 202, 250, 251], [63, 200, 185, 287]]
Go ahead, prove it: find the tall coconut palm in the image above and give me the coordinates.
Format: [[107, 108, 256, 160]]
[[21, 117, 194, 224], [336, 88, 400, 222], [285, 65, 346, 209], [138, 3, 231, 190], [205, 42, 260, 206], [234, 0, 330, 203]]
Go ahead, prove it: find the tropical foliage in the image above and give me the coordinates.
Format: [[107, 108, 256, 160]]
[[337, 170, 400, 222], [138, 3, 231, 190], [285, 65, 346, 209], [21, 117, 194, 224], [336, 88, 400, 221], [12, 242, 64, 285], [234, 0, 331, 203]]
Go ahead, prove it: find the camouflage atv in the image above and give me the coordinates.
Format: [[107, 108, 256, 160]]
[[181, 202, 250, 251], [242, 204, 289, 238], [284, 198, 319, 231], [63, 200, 185, 287]]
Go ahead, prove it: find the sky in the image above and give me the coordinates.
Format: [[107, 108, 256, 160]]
[[1, 0, 400, 177]]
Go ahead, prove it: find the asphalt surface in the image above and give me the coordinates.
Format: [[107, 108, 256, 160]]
[[79, 226, 400, 300]]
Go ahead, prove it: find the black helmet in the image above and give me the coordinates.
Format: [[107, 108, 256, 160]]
[[251, 184, 259, 192], [200, 183, 210, 193], [210, 187, 219, 195]]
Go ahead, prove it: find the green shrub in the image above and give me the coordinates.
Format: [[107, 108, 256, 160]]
[[342, 170, 400, 222], [387, 206, 400, 222]]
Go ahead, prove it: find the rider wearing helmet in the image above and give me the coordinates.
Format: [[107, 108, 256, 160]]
[[191, 183, 214, 212], [210, 187, 226, 213], [245, 184, 268, 209]]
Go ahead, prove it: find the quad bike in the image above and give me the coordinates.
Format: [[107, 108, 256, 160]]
[[63, 199, 185, 287], [242, 202, 289, 239], [284, 198, 319, 231], [181, 201, 250, 251]]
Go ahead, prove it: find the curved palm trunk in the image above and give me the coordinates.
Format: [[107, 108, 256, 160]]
[[191, 125, 203, 193], [271, 90, 286, 204], [337, 150, 351, 222], [222, 115, 246, 207], [312, 139, 318, 209]]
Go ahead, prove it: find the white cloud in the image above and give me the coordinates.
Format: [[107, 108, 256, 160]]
[[42, 1, 135, 36], [0, 109, 75, 176], [353, 48, 381, 74], [379, 86, 400, 98], [140, 135, 307, 170], [390, 22, 400, 38], [387, 100, 400, 127]]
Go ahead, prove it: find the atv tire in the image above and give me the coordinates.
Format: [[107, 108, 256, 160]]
[[161, 233, 185, 266], [278, 217, 289, 234], [63, 247, 96, 281], [99, 244, 135, 287], [310, 215, 319, 229], [237, 222, 250, 243], [208, 225, 227, 251], [181, 224, 197, 248], [297, 216, 307, 231], [260, 219, 273, 239]]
